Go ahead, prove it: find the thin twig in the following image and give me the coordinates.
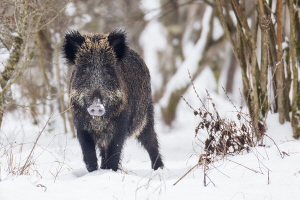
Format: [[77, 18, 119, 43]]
[[53, 134, 68, 182], [35, 3, 69, 32], [52, 105, 74, 118], [264, 134, 283, 159], [19, 112, 54, 175], [173, 163, 199, 186], [187, 70, 207, 113], [224, 158, 262, 174], [204, 173, 216, 187], [181, 95, 196, 112]]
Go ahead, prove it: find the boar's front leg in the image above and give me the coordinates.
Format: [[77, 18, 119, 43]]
[[100, 117, 127, 171], [77, 129, 98, 172], [100, 135, 125, 171]]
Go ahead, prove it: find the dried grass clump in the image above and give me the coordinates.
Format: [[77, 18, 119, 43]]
[[182, 74, 266, 162], [192, 91, 266, 162], [0, 113, 70, 182]]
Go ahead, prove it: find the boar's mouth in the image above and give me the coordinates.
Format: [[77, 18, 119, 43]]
[[87, 99, 106, 117]]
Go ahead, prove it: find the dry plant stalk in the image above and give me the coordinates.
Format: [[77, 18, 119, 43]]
[[19, 112, 53, 175]]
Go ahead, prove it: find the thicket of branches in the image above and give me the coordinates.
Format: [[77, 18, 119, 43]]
[[0, 0, 299, 139], [215, 0, 300, 138], [0, 0, 70, 132]]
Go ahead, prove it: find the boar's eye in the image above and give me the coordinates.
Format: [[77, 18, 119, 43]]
[[103, 65, 115, 76], [80, 66, 90, 75]]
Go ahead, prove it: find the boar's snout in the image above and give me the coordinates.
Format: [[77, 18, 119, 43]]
[[87, 99, 106, 117]]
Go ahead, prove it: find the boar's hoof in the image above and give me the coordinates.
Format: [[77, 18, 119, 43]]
[[86, 163, 98, 172], [152, 159, 164, 170]]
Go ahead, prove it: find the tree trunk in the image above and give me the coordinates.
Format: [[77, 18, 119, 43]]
[[0, 36, 23, 128], [257, 0, 269, 118], [288, 0, 300, 138], [276, 0, 286, 124]]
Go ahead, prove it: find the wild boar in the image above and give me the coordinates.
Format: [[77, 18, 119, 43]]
[[62, 29, 164, 172]]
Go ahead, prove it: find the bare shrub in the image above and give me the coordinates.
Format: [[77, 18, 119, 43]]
[[174, 74, 267, 186], [183, 92, 262, 165]]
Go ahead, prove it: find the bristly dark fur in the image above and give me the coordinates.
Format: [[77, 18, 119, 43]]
[[62, 29, 164, 172]]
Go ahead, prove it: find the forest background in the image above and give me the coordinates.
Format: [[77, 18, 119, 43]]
[[0, 0, 299, 145]]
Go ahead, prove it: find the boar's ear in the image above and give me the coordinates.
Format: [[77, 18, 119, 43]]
[[108, 29, 127, 60], [63, 30, 85, 65]]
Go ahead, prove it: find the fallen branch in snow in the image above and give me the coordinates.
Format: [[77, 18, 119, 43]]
[[36, 184, 47, 192], [268, 169, 271, 185], [203, 169, 215, 187], [173, 163, 198, 186], [224, 158, 262, 174]]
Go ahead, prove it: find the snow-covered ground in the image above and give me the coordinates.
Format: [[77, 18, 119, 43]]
[[0, 98, 299, 200]]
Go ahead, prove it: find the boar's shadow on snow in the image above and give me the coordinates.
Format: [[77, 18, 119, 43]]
[[62, 29, 164, 172]]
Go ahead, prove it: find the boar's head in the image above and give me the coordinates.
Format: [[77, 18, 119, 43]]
[[63, 30, 127, 119]]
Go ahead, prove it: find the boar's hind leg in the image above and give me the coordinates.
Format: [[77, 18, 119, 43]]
[[100, 135, 125, 171], [137, 123, 164, 170], [77, 130, 98, 172]]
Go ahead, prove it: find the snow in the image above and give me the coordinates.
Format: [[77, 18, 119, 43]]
[[0, 47, 10, 72], [140, 0, 161, 20], [1, 90, 300, 200], [65, 2, 76, 16], [212, 17, 224, 40]]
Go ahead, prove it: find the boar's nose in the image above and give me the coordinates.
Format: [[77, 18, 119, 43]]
[[87, 99, 106, 117]]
